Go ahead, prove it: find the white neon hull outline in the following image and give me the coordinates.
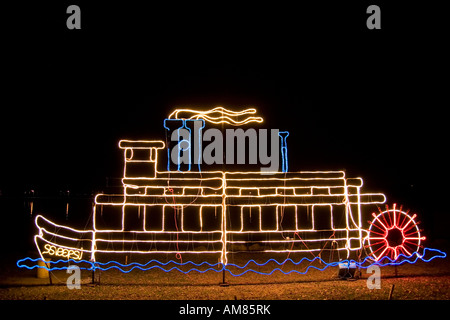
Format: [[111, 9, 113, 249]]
[[34, 168, 387, 266]]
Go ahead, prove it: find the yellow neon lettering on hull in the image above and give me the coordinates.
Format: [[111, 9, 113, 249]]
[[42, 243, 83, 260]]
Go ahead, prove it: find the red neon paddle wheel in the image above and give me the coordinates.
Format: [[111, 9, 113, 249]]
[[367, 204, 425, 261]]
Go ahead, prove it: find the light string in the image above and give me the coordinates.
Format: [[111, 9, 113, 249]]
[[17, 247, 446, 276]]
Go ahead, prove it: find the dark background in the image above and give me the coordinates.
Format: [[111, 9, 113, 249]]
[[1, 1, 449, 242]]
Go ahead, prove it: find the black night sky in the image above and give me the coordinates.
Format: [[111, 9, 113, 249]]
[[2, 2, 449, 240]]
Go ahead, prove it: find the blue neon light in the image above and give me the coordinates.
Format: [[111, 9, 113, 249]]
[[163, 119, 205, 172], [194, 119, 205, 172], [178, 120, 191, 172], [163, 119, 180, 172], [16, 247, 446, 276], [278, 131, 289, 173]]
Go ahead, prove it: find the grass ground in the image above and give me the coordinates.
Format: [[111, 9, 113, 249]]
[[1, 251, 449, 300]]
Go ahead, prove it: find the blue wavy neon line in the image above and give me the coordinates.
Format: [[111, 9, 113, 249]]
[[225, 248, 447, 276], [16, 247, 446, 276], [16, 257, 223, 273]]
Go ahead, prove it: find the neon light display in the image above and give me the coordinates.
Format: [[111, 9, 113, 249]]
[[367, 204, 424, 261], [16, 247, 447, 275], [18, 107, 446, 277]]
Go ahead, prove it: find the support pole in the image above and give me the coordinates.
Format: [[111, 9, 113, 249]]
[[219, 172, 229, 287], [219, 263, 229, 287], [48, 269, 53, 285], [91, 261, 100, 285], [388, 284, 395, 300]]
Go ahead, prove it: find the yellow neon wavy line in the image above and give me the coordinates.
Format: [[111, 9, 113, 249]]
[[167, 107, 264, 125]]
